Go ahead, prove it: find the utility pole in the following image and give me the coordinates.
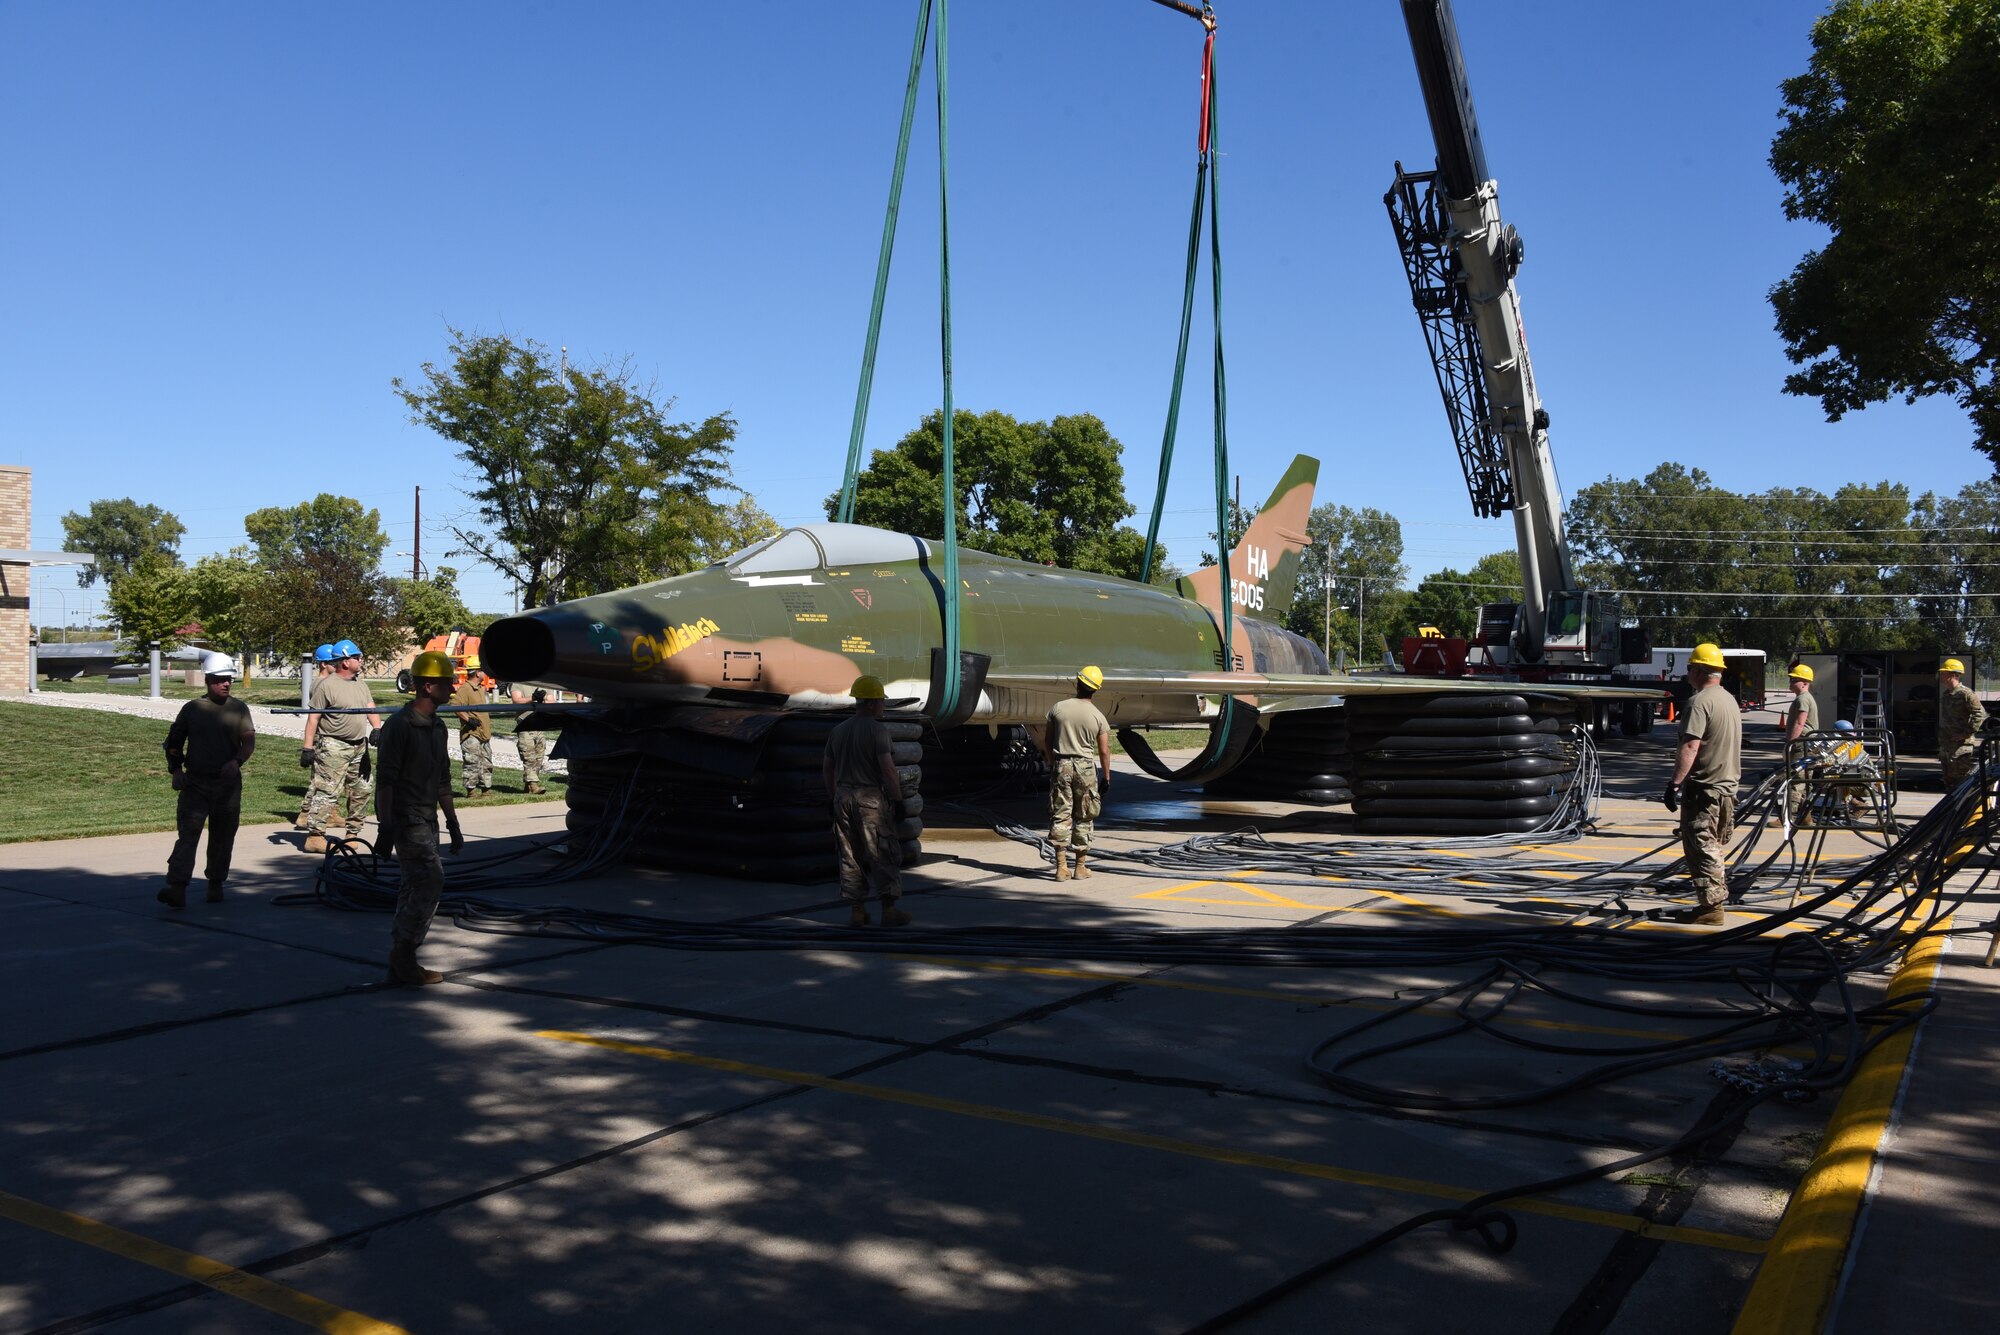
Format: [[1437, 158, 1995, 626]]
[[1356, 576, 1366, 667], [412, 486, 421, 582], [1322, 547, 1333, 661]]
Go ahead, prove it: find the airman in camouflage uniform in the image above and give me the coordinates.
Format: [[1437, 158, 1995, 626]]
[[821, 676, 909, 927], [452, 676, 493, 797], [509, 686, 549, 794], [303, 640, 380, 854], [295, 645, 337, 828], [377, 650, 464, 985], [1041, 666, 1113, 881], [1937, 658, 1987, 790]]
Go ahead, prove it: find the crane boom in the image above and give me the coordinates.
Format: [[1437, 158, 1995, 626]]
[[1387, 0, 1599, 669]]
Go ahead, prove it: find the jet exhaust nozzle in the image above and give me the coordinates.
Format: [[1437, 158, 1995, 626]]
[[479, 614, 559, 683]]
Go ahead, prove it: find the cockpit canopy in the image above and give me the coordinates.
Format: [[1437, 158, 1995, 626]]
[[717, 523, 930, 574]]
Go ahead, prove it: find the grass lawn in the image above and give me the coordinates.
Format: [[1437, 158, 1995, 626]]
[[34, 675, 406, 706], [1111, 727, 1211, 754], [0, 702, 566, 843]]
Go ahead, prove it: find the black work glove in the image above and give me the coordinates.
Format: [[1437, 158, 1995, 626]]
[[298, 747, 315, 770], [1662, 781, 1680, 813], [377, 827, 396, 861], [893, 798, 911, 823], [447, 822, 464, 856], [368, 727, 381, 746]]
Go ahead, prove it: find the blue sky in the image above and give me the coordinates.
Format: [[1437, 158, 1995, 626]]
[[2, 1, 1983, 626]]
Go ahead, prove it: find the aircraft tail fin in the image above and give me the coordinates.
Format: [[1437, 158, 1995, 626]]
[[1175, 454, 1319, 622]]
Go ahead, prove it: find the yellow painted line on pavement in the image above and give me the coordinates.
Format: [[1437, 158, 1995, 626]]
[[1522, 843, 1668, 855], [887, 954, 1706, 1043], [1135, 878, 1218, 900], [1133, 878, 1433, 917], [1372, 888, 1473, 918], [1730, 921, 1950, 1334], [0, 1188, 410, 1334], [540, 1031, 1766, 1254], [1238, 885, 1320, 910]]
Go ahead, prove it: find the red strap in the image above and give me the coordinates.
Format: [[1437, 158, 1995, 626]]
[[1197, 29, 1215, 155]]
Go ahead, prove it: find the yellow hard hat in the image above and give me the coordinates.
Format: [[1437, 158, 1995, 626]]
[[1077, 665, 1105, 690], [411, 650, 455, 681], [1941, 658, 1966, 674], [850, 675, 887, 700], [1789, 663, 1814, 683], [1690, 643, 1726, 669]]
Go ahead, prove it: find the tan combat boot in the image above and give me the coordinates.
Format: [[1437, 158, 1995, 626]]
[[386, 942, 443, 985], [849, 902, 871, 928], [880, 901, 912, 928], [525, 782, 544, 795], [1054, 853, 1070, 882], [1072, 854, 1092, 879], [303, 834, 329, 855]]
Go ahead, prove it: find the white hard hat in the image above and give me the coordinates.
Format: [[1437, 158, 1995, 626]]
[[200, 651, 239, 678]]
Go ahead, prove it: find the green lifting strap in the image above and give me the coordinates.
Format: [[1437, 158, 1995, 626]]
[[1207, 48, 1233, 688], [836, 0, 933, 526], [933, 0, 964, 722], [835, 0, 964, 721], [1136, 159, 1206, 586], [1138, 28, 1235, 758]]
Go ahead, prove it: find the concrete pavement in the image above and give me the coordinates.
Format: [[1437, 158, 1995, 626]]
[[0, 724, 1994, 1333]]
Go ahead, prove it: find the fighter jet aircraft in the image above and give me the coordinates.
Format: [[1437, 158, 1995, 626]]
[[32, 638, 202, 681], [478, 454, 1655, 763]]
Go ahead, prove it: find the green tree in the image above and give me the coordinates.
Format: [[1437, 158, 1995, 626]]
[[104, 553, 195, 650], [700, 494, 784, 566], [1570, 464, 1764, 647], [60, 498, 185, 588], [239, 550, 401, 662], [244, 494, 389, 570], [387, 564, 473, 644], [1197, 499, 1257, 568], [1769, 0, 2000, 465], [1397, 550, 1522, 640], [1567, 463, 1930, 656], [831, 409, 1169, 581], [185, 550, 263, 651], [1284, 503, 1406, 656], [396, 329, 736, 603], [1909, 479, 2000, 656]]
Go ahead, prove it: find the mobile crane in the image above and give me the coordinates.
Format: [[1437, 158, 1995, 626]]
[[1384, 0, 1648, 709]]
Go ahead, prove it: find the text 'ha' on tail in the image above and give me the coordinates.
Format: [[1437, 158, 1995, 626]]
[[1177, 454, 1318, 623]]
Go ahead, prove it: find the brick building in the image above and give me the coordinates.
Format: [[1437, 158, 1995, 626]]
[[0, 466, 97, 695]]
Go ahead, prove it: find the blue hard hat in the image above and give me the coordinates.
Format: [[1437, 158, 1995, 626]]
[[1834, 719, 1855, 731], [314, 643, 336, 663], [332, 639, 362, 660]]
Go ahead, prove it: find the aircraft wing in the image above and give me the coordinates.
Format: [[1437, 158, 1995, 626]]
[[985, 669, 1665, 703], [268, 702, 602, 715]]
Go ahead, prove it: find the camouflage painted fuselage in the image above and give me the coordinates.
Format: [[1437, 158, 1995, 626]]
[[480, 523, 1327, 727]]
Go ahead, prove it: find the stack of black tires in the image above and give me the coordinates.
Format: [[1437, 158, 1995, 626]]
[[920, 724, 1045, 799], [1205, 707, 1352, 806], [1348, 693, 1581, 835], [562, 713, 925, 882]]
